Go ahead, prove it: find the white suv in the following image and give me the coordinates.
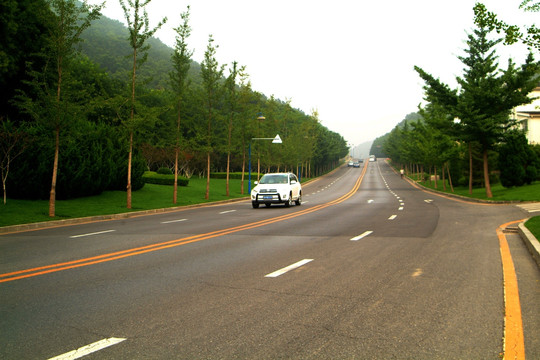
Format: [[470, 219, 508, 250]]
[[251, 173, 302, 208]]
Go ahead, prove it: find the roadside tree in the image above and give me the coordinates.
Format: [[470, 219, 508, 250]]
[[120, 0, 167, 209], [169, 5, 193, 204], [200, 35, 224, 199], [415, 24, 539, 197]]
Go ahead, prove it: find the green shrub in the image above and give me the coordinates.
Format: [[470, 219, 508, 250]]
[[157, 167, 172, 175], [142, 172, 189, 186]]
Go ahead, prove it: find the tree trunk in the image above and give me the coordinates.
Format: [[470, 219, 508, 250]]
[[468, 142, 473, 195], [226, 152, 230, 197], [442, 164, 446, 191], [127, 131, 133, 209], [226, 118, 232, 197], [173, 100, 181, 204], [241, 146, 245, 194], [205, 152, 210, 199], [483, 149, 492, 198], [447, 162, 454, 192], [49, 125, 60, 217], [127, 47, 137, 209], [49, 52, 64, 218], [173, 146, 179, 204]]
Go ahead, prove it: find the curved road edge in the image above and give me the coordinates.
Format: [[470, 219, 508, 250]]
[[518, 222, 540, 269]]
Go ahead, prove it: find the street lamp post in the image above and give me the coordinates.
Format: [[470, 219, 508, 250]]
[[248, 134, 282, 194], [256, 113, 265, 181]]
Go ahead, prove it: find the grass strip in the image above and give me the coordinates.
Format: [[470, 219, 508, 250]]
[[525, 216, 540, 243]]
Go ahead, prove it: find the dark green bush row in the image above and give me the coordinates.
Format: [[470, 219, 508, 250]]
[[142, 172, 189, 186], [7, 122, 146, 200]]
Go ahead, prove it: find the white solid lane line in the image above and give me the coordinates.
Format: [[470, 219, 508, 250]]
[[48, 337, 126, 360], [350, 231, 373, 241], [161, 219, 188, 224], [265, 259, 314, 278], [69, 230, 115, 238]]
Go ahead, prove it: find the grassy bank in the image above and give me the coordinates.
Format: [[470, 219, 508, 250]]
[[0, 177, 248, 227]]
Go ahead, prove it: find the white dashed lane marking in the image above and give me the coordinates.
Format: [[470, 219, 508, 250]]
[[70, 230, 115, 238], [265, 259, 314, 278], [351, 231, 373, 241], [161, 219, 187, 224]]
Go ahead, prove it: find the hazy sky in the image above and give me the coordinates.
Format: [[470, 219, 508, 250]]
[[87, 0, 537, 146]]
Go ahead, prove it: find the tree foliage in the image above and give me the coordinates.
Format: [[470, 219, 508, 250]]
[[414, 23, 539, 197], [474, 1, 540, 51], [499, 130, 539, 187]]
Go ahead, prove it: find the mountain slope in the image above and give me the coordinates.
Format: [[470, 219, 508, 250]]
[[80, 15, 201, 89]]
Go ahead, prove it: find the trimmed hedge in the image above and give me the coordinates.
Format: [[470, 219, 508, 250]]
[[142, 171, 189, 186]]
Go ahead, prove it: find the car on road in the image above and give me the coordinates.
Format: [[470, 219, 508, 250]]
[[348, 161, 354, 167], [353, 162, 360, 168], [251, 173, 302, 208]]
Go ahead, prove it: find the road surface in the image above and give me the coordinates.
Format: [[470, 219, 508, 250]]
[[1, 161, 539, 359]]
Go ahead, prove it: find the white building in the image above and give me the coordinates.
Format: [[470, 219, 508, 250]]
[[513, 86, 540, 144]]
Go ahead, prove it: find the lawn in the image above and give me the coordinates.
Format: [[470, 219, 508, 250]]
[[525, 216, 540, 240], [0, 177, 248, 227]]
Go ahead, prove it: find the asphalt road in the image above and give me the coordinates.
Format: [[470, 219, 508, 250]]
[[1, 161, 539, 359]]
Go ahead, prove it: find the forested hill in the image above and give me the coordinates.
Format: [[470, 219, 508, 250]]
[[369, 112, 422, 158], [80, 15, 201, 89]]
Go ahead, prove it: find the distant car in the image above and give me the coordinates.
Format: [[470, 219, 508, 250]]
[[251, 173, 302, 208], [348, 161, 354, 167], [353, 162, 360, 168], [369, 155, 376, 162]]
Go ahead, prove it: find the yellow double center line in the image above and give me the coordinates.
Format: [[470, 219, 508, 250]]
[[1, 165, 367, 283]]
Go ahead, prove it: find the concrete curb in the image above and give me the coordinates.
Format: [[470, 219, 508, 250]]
[[518, 222, 540, 270]]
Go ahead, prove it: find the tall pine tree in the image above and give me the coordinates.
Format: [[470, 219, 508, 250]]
[[415, 24, 539, 197]]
